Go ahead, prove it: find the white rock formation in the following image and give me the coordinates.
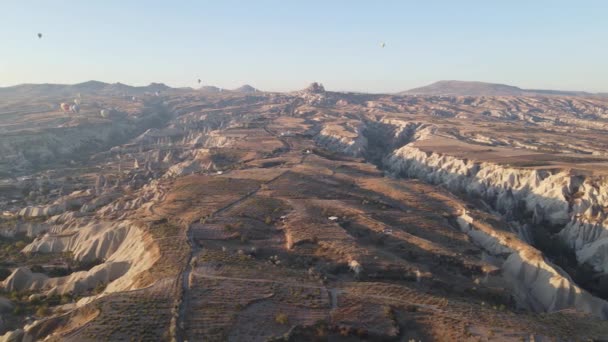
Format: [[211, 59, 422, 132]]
[[4, 220, 158, 295], [314, 123, 368, 157], [385, 145, 608, 274], [456, 211, 608, 319]]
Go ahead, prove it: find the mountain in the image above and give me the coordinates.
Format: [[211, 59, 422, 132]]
[[0, 81, 178, 98], [233, 84, 258, 93], [402, 80, 592, 97]]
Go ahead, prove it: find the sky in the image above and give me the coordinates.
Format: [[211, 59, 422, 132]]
[[1, 1, 607, 93]]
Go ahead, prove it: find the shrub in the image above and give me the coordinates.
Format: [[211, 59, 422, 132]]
[[30, 265, 45, 273], [60, 293, 73, 304], [275, 312, 289, 325], [383, 306, 395, 320], [36, 305, 50, 317], [355, 328, 368, 337], [13, 305, 23, 315], [0, 267, 11, 281], [74, 258, 103, 272], [314, 320, 328, 338], [94, 282, 107, 294]]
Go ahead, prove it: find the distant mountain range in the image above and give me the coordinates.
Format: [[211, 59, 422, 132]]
[[402, 80, 598, 97], [1, 80, 603, 98], [199, 84, 260, 93], [0, 80, 174, 98], [0, 80, 267, 98]]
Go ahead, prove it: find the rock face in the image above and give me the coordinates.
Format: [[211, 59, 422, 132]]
[[315, 117, 608, 318], [384, 145, 608, 275], [456, 211, 608, 318], [316, 117, 608, 278], [18, 190, 94, 218], [6, 221, 159, 295], [0, 329, 23, 342], [314, 123, 367, 157], [403, 80, 592, 97]]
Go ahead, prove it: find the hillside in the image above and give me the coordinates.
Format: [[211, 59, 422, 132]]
[[0, 81, 178, 98], [403, 80, 592, 97], [233, 84, 259, 93]]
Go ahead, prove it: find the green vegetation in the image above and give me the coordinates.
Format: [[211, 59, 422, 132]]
[[0, 289, 77, 322], [264, 216, 273, 225], [275, 312, 289, 325], [94, 282, 107, 294], [0, 232, 34, 264], [0, 267, 11, 281], [36, 304, 50, 317], [383, 306, 395, 320]]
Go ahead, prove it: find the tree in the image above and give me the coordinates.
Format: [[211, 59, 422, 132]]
[[275, 312, 289, 325], [36, 305, 50, 317], [0, 267, 11, 281], [94, 282, 107, 294]]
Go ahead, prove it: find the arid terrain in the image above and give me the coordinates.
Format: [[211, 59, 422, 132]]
[[1, 81, 608, 341]]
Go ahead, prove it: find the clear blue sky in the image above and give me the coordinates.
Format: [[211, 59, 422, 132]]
[[1, 1, 607, 92]]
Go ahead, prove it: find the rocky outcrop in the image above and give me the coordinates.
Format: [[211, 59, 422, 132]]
[[18, 190, 94, 218], [5, 220, 159, 295], [314, 123, 368, 157], [456, 211, 608, 318], [0, 329, 23, 342], [314, 119, 437, 160], [314, 119, 608, 272], [384, 145, 608, 275], [314, 117, 608, 318]]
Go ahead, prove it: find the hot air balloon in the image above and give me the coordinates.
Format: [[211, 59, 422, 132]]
[[380, 42, 386, 48], [37, 33, 42, 39], [198, 79, 201, 84], [100, 109, 110, 118], [60, 103, 71, 112], [70, 104, 80, 113]]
